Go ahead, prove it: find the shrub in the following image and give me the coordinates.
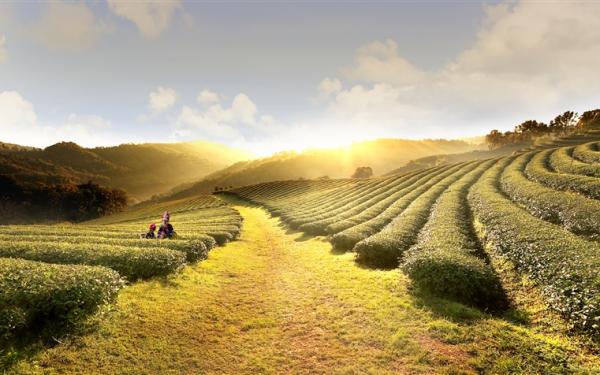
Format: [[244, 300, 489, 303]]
[[572, 142, 600, 164], [0, 241, 186, 280], [291, 173, 420, 231], [0, 258, 123, 339], [525, 149, 600, 199], [354, 162, 479, 268], [549, 147, 600, 177], [404, 250, 505, 310], [468, 157, 600, 335], [0, 234, 209, 263], [402, 159, 505, 310], [330, 164, 467, 251], [501, 152, 600, 238]]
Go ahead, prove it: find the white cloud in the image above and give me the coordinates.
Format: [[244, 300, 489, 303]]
[[0, 91, 37, 134], [316, 78, 342, 101], [0, 34, 7, 62], [32, 1, 109, 50], [149, 86, 177, 113], [320, 1, 600, 137], [174, 105, 242, 141], [173, 92, 274, 145], [231, 94, 257, 125], [0, 91, 117, 147], [342, 39, 425, 85], [197, 89, 221, 105], [107, 0, 180, 38]]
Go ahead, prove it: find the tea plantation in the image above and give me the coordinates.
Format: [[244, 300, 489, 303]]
[[0, 195, 242, 340], [231, 130, 600, 337]]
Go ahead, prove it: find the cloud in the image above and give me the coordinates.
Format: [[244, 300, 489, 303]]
[[316, 78, 342, 101], [231, 94, 258, 125], [197, 89, 221, 105], [342, 39, 425, 85], [0, 91, 117, 147], [107, 0, 180, 38], [0, 34, 6, 62], [148, 86, 177, 113], [321, 1, 600, 137], [174, 105, 242, 142], [0, 91, 37, 135], [32, 1, 109, 50], [173, 92, 276, 145]]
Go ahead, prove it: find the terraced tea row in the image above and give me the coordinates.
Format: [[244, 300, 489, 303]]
[[231, 139, 600, 336], [0, 195, 241, 340]]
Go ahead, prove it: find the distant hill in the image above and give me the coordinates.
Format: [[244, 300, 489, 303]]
[[165, 138, 483, 199], [0, 140, 252, 202]]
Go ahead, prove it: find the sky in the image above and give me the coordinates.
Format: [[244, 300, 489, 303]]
[[1, 0, 600, 155]]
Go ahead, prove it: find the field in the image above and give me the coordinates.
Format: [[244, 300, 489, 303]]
[[231, 130, 600, 338], [0, 194, 241, 357], [1, 131, 599, 373]]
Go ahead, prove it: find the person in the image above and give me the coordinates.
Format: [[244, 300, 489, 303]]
[[167, 223, 177, 239], [157, 222, 177, 239], [140, 223, 156, 239]]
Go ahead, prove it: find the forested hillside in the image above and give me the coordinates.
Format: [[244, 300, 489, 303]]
[[0, 140, 252, 202]]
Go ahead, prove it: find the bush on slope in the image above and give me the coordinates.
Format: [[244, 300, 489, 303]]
[[549, 147, 600, 177], [468, 157, 600, 335], [525, 149, 600, 199], [573, 141, 600, 164], [402, 159, 506, 310], [501, 152, 600, 238], [353, 161, 481, 268], [0, 258, 123, 339], [329, 163, 471, 252], [0, 241, 186, 280]]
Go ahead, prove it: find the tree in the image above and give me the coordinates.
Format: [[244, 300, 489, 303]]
[[515, 120, 549, 138], [549, 111, 578, 133], [485, 129, 504, 150], [577, 109, 600, 129], [352, 166, 373, 179]]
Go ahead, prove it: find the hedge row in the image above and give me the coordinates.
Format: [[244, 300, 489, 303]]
[[549, 147, 600, 177], [329, 163, 468, 251], [0, 234, 211, 263], [0, 241, 186, 280], [468, 157, 600, 334], [501, 153, 600, 238], [324, 167, 451, 235], [0, 258, 123, 339], [353, 161, 480, 268], [275, 178, 391, 221], [277, 169, 434, 223], [402, 159, 505, 309], [525, 149, 600, 199], [289, 172, 427, 231], [572, 141, 600, 164]]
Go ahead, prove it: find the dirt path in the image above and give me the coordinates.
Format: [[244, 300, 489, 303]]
[[12, 203, 595, 374]]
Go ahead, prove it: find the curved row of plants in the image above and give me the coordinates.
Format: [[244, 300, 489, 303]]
[[0, 195, 241, 341], [231, 133, 600, 335]]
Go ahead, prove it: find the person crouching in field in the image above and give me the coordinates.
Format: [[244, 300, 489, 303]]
[[140, 223, 156, 239], [157, 211, 177, 239]]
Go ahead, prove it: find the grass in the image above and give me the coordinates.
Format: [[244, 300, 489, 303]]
[[6, 201, 599, 374]]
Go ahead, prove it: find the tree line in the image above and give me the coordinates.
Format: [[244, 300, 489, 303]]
[[0, 176, 127, 223], [485, 109, 600, 150]]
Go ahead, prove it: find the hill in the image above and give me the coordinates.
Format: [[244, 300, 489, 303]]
[[166, 138, 483, 199], [0, 140, 252, 202]]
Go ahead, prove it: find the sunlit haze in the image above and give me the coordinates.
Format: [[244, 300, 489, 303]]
[[1, 1, 600, 155]]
